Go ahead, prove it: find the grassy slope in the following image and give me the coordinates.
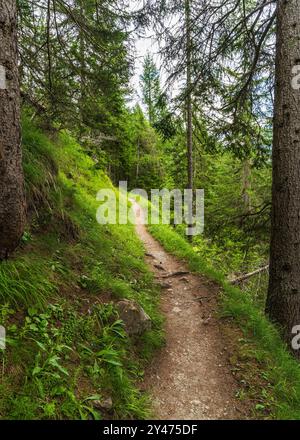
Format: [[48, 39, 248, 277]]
[[0, 117, 163, 420], [148, 223, 300, 420]]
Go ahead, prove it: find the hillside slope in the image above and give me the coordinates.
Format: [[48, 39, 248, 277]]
[[0, 117, 163, 420]]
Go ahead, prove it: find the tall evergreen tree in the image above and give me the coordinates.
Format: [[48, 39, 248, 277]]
[[185, 0, 193, 191], [266, 0, 300, 355], [140, 53, 161, 125], [0, 0, 26, 259]]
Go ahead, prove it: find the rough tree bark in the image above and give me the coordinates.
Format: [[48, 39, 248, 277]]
[[0, 0, 26, 259], [266, 0, 300, 355]]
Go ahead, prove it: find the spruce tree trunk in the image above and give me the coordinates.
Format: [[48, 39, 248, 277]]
[[185, 0, 193, 191], [78, 0, 86, 129], [0, 0, 26, 259], [266, 0, 300, 355]]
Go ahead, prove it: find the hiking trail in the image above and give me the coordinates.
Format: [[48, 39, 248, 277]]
[[131, 200, 249, 420]]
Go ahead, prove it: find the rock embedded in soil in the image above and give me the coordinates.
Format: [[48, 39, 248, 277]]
[[179, 277, 189, 283], [92, 397, 113, 411], [117, 299, 152, 335], [158, 282, 172, 289]]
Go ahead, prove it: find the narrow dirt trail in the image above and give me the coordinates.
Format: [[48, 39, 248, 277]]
[[131, 200, 249, 420]]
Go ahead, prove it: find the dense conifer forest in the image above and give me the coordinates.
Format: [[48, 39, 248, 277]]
[[1, 0, 300, 422]]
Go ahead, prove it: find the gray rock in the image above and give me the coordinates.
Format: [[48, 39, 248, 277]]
[[117, 300, 152, 335], [158, 282, 172, 289], [92, 397, 113, 411], [100, 397, 113, 411]]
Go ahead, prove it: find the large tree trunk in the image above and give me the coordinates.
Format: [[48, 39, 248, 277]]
[[0, 0, 26, 259], [266, 0, 300, 355], [185, 0, 193, 191]]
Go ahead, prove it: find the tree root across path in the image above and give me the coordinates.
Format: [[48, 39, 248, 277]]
[[130, 200, 250, 420]]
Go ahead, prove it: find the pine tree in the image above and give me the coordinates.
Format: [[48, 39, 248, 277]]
[[0, 0, 26, 259], [140, 54, 161, 125], [185, 0, 193, 191], [266, 0, 300, 355]]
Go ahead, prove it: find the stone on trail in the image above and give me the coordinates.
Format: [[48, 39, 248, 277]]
[[117, 299, 152, 335], [154, 264, 166, 271]]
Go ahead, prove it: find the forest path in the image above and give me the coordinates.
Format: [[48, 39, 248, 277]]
[[131, 200, 249, 420]]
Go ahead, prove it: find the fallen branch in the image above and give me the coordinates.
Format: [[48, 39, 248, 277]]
[[154, 264, 166, 271], [230, 265, 269, 285], [163, 271, 190, 278]]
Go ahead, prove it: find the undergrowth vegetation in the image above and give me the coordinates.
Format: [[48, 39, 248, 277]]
[[0, 115, 163, 420]]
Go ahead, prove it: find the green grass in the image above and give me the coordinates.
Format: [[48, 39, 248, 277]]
[[0, 115, 164, 420], [148, 223, 300, 420]]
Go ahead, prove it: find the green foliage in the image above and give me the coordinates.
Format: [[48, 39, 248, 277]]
[[0, 302, 151, 420], [156, 119, 271, 279], [191, 150, 271, 276], [140, 54, 162, 126], [110, 105, 166, 191], [19, 0, 130, 134], [140, 54, 176, 139], [0, 259, 57, 308]]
